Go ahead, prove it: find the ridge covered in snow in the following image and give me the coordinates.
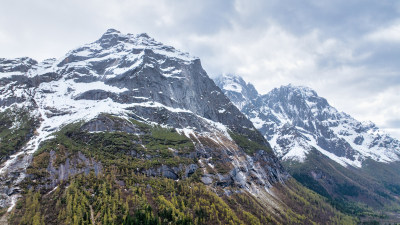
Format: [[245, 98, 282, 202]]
[[215, 74, 400, 168]]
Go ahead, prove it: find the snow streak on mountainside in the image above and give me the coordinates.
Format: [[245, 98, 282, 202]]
[[215, 74, 400, 168], [0, 30, 285, 210]]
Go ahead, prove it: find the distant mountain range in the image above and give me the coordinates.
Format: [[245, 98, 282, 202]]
[[215, 74, 400, 220]]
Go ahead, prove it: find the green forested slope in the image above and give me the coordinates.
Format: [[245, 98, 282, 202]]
[[8, 115, 356, 224]]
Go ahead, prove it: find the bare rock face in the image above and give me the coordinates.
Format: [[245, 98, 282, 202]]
[[44, 151, 103, 189], [80, 114, 143, 134]]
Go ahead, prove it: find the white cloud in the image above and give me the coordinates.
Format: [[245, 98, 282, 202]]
[[366, 21, 400, 43], [0, 30, 12, 45]]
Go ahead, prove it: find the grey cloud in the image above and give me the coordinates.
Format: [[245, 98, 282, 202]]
[[240, 0, 400, 37], [385, 119, 400, 129]]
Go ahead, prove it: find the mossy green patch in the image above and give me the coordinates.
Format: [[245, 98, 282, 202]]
[[31, 116, 196, 176], [0, 108, 38, 162], [229, 131, 273, 155]]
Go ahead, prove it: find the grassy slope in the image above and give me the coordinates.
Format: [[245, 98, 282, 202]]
[[9, 115, 356, 224], [229, 131, 273, 155]]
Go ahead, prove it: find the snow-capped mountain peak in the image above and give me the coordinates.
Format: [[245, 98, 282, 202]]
[[265, 84, 339, 122], [0, 29, 235, 146], [0, 31, 286, 209], [216, 76, 400, 168], [92, 28, 195, 60], [36, 30, 191, 83]]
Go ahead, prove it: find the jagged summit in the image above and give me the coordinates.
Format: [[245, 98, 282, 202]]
[[275, 84, 319, 98], [86, 29, 197, 61], [98, 28, 149, 43], [214, 74, 258, 110], [214, 74, 258, 95], [96, 28, 154, 48], [100, 28, 150, 39], [263, 84, 335, 121], [103, 28, 121, 34], [137, 32, 151, 39]]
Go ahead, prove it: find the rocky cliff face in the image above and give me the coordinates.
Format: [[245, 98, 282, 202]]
[[0, 30, 286, 211]]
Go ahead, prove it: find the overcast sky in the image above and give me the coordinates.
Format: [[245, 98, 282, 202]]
[[1, 0, 400, 138]]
